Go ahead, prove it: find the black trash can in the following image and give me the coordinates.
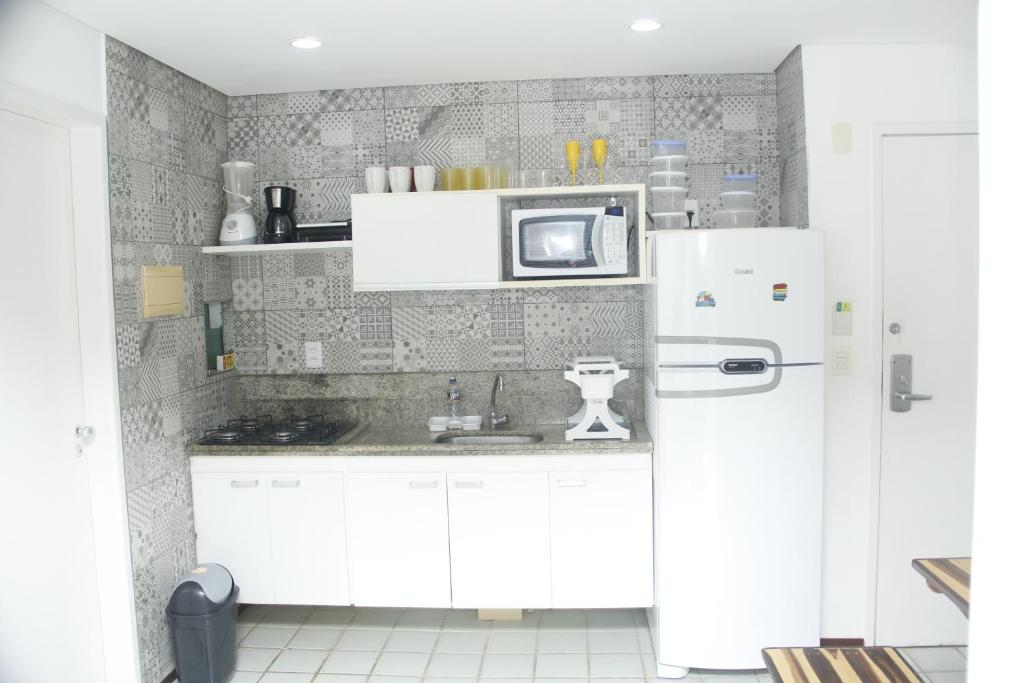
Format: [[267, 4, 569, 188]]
[[166, 563, 239, 683]]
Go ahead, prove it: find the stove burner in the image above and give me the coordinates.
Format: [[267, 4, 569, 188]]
[[204, 428, 245, 443], [261, 426, 301, 443], [228, 414, 273, 433], [286, 414, 324, 432]]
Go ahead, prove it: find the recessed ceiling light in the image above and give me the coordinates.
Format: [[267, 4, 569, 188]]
[[629, 19, 662, 32], [290, 36, 323, 49]]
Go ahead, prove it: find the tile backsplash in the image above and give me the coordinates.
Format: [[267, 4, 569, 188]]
[[776, 46, 809, 229], [227, 73, 781, 228], [106, 37, 234, 682]]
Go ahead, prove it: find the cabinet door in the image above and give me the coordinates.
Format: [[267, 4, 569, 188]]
[[346, 472, 451, 607], [266, 473, 350, 605], [447, 473, 550, 608], [192, 473, 274, 604], [549, 470, 654, 608], [351, 192, 500, 290]]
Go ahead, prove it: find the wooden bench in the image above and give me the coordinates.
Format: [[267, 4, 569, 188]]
[[762, 646, 923, 683]]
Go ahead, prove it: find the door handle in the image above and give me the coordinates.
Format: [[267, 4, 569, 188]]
[[408, 480, 439, 489], [230, 479, 259, 488], [890, 354, 933, 412], [556, 479, 587, 488], [271, 480, 301, 488], [454, 481, 484, 489], [894, 392, 933, 402]]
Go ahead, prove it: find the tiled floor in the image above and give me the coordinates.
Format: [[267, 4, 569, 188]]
[[196, 606, 966, 683]]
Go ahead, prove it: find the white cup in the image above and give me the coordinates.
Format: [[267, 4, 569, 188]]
[[365, 166, 388, 193], [414, 165, 437, 192], [388, 166, 412, 193]]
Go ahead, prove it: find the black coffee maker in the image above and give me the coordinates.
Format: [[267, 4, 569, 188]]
[[263, 186, 297, 243]]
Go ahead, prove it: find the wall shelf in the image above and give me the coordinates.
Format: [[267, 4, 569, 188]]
[[201, 240, 352, 256]]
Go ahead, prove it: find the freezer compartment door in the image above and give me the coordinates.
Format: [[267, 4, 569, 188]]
[[653, 229, 824, 364]]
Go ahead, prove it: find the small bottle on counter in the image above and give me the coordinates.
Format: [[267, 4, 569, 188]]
[[447, 377, 462, 418]]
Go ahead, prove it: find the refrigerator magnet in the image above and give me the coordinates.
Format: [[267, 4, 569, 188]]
[[695, 290, 716, 308], [773, 283, 788, 301]]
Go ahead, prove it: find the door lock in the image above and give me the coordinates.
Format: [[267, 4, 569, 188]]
[[889, 322, 902, 335], [890, 354, 933, 412]]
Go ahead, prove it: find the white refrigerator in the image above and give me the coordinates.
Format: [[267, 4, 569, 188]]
[[644, 228, 824, 676]]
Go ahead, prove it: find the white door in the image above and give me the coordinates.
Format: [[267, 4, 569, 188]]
[[0, 108, 107, 680], [549, 470, 654, 608], [192, 473, 275, 604], [875, 132, 978, 645], [447, 473, 551, 608], [346, 472, 452, 607], [268, 473, 350, 605]]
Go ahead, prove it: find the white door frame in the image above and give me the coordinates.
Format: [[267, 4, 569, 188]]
[[0, 78, 141, 681], [865, 121, 979, 645]]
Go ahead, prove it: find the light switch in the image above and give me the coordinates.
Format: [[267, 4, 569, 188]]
[[142, 265, 185, 318], [832, 347, 852, 376], [832, 123, 853, 154], [304, 341, 323, 369]]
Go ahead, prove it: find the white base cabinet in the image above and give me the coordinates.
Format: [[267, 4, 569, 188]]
[[191, 454, 653, 608], [549, 470, 654, 607], [192, 471, 350, 606], [447, 473, 551, 608], [346, 472, 452, 607]]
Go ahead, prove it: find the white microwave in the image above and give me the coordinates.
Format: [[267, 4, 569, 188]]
[[511, 207, 629, 278]]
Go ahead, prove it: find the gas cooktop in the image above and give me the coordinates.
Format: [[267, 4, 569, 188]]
[[197, 414, 358, 447]]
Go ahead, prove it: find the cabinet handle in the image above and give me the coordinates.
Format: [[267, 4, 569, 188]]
[[230, 479, 259, 488], [272, 480, 301, 488], [454, 480, 484, 489], [408, 480, 439, 489], [556, 479, 588, 488]]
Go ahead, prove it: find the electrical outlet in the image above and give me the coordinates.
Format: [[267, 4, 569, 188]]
[[832, 347, 852, 376], [304, 341, 323, 369]]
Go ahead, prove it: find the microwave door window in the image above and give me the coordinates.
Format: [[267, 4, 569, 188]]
[[519, 216, 597, 268]]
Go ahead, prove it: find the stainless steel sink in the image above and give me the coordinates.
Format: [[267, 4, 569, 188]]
[[434, 432, 544, 445]]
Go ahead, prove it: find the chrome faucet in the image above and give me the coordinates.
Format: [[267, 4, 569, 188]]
[[488, 374, 510, 429]]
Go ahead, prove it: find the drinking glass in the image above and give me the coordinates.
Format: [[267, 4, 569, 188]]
[[439, 167, 458, 191], [564, 139, 581, 186], [592, 138, 608, 184]]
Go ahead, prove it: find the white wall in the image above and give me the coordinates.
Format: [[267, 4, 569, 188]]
[[968, 0, 1024, 678], [801, 43, 977, 638], [0, 0, 106, 115]]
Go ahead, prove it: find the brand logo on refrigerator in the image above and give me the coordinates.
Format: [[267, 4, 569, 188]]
[[773, 283, 788, 301], [734, 268, 754, 275], [695, 290, 716, 308]]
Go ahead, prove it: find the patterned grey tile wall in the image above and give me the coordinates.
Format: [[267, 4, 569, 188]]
[[229, 72, 781, 229], [775, 46, 809, 228], [106, 37, 234, 683]]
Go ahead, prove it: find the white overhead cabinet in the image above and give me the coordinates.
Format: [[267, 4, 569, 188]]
[[351, 192, 501, 291], [345, 472, 452, 608], [549, 470, 654, 608], [447, 472, 551, 608], [192, 471, 351, 606]]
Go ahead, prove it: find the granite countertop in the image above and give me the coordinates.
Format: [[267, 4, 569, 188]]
[[189, 421, 652, 457]]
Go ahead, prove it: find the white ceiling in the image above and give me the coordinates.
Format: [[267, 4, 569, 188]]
[[43, 0, 977, 96]]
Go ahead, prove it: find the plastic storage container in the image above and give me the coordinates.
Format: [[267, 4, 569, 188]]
[[651, 186, 688, 213], [722, 173, 757, 193], [721, 191, 756, 210], [653, 212, 688, 229], [167, 564, 239, 683], [652, 155, 688, 173], [714, 209, 757, 228], [649, 171, 688, 188], [651, 140, 687, 158]]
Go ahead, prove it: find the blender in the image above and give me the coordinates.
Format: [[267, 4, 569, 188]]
[[219, 161, 258, 245]]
